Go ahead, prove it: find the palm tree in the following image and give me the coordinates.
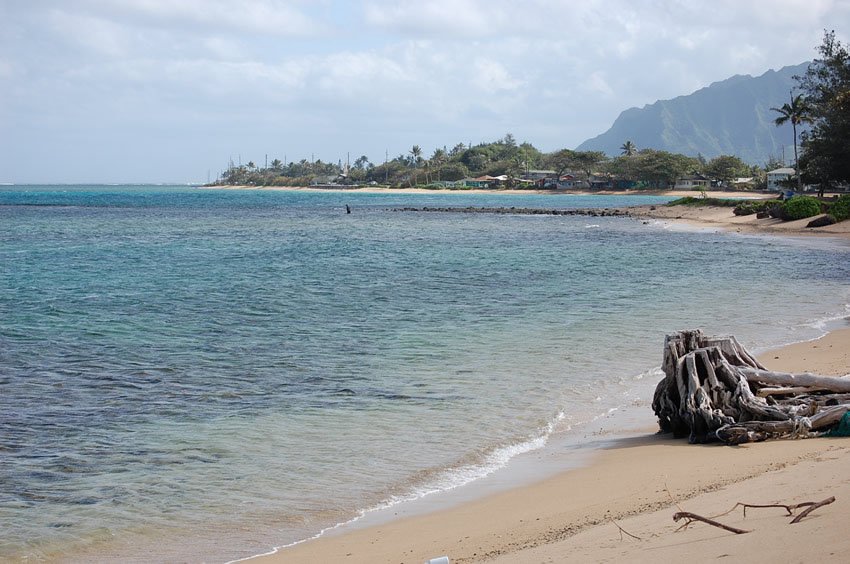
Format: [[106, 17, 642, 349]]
[[771, 93, 813, 187], [409, 145, 423, 168], [430, 148, 447, 181], [620, 140, 636, 156]]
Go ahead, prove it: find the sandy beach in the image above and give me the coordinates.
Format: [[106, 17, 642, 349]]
[[229, 189, 850, 564], [248, 327, 850, 564], [628, 201, 850, 238], [196, 186, 850, 562]]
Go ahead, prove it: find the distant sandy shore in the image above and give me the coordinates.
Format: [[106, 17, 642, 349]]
[[205, 185, 764, 199], [248, 328, 850, 563], [629, 202, 850, 239], [207, 185, 850, 238]]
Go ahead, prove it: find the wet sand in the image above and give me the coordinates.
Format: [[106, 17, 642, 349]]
[[247, 328, 850, 563]]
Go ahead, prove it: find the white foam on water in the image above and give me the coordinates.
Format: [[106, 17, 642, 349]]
[[229, 410, 568, 562]]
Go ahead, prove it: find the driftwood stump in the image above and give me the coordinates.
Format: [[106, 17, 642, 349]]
[[652, 330, 850, 445]]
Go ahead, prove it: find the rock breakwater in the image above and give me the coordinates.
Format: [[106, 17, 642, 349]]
[[392, 206, 635, 217]]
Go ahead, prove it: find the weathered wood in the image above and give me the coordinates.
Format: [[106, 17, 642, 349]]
[[652, 330, 850, 445], [741, 368, 850, 393], [672, 512, 750, 534], [736, 502, 798, 517], [757, 386, 831, 397], [611, 519, 642, 540], [790, 496, 835, 524]]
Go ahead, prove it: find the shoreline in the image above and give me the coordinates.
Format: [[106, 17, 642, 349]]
[[206, 185, 850, 239], [209, 186, 849, 562], [203, 185, 767, 199], [626, 203, 850, 239], [247, 327, 850, 563]]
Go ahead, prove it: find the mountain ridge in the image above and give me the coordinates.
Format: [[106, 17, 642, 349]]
[[576, 62, 810, 165]]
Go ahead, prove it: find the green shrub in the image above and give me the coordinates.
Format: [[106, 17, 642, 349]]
[[768, 202, 786, 219], [782, 195, 823, 221], [667, 197, 743, 207], [828, 194, 850, 222], [733, 200, 771, 216]]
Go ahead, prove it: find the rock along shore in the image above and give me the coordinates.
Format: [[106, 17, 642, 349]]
[[391, 206, 636, 217]]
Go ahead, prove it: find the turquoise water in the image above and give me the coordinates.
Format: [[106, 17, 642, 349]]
[[2, 186, 849, 562]]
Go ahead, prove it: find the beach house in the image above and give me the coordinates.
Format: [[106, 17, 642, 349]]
[[524, 170, 557, 181], [767, 167, 795, 191], [674, 174, 710, 190]]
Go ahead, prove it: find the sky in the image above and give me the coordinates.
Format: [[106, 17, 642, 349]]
[[1, 1, 847, 184]]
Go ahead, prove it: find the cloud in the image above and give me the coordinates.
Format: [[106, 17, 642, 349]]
[[0, 59, 14, 79], [46, 9, 134, 58], [363, 0, 499, 36], [75, 0, 321, 37], [586, 71, 614, 98], [1, 0, 848, 182], [472, 59, 523, 92]]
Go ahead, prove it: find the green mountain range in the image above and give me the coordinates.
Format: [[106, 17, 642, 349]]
[[576, 62, 809, 165]]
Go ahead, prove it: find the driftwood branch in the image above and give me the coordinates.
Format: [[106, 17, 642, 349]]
[[741, 369, 850, 393], [731, 497, 835, 522], [737, 502, 799, 517], [652, 330, 850, 444], [672, 512, 750, 534], [673, 497, 835, 536], [757, 386, 831, 398], [790, 496, 835, 524], [611, 519, 642, 540]]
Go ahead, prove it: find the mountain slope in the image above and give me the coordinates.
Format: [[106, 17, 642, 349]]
[[576, 63, 809, 165]]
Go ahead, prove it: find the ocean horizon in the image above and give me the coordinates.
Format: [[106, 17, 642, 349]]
[[2, 185, 849, 562]]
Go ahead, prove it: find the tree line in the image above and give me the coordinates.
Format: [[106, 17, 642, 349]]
[[214, 32, 848, 193], [214, 136, 769, 191]]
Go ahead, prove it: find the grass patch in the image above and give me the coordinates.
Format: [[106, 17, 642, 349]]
[[733, 200, 773, 216], [666, 196, 747, 207]]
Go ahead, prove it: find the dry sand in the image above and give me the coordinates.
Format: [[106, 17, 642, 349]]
[[249, 328, 850, 564], [629, 202, 850, 238]]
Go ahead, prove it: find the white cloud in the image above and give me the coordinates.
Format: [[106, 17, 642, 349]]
[[363, 0, 497, 36], [586, 71, 614, 98], [201, 37, 248, 61], [676, 29, 711, 52], [472, 59, 523, 92], [0, 60, 14, 79], [47, 9, 133, 58], [78, 0, 321, 36], [2, 0, 848, 182]]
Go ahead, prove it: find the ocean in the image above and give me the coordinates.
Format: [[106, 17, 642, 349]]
[[2, 185, 849, 562]]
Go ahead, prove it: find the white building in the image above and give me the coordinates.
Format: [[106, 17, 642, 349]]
[[674, 174, 710, 190], [766, 167, 795, 191]]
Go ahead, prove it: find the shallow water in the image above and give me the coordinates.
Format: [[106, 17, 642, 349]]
[[1, 186, 848, 562]]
